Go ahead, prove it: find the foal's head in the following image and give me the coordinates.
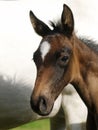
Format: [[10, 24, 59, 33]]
[[30, 4, 75, 115]]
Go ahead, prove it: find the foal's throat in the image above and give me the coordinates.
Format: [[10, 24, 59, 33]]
[[72, 37, 98, 110]]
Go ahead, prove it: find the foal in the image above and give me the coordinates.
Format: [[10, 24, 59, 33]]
[[30, 4, 98, 130]]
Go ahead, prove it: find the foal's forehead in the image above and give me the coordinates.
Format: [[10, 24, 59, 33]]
[[39, 35, 60, 60], [40, 41, 51, 61], [39, 34, 71, 61]]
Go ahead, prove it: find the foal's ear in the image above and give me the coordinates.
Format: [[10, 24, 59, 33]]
[[29, 11, 51, 37], [61, 4, 74, 36]]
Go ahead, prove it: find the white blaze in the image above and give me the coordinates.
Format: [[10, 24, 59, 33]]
[[40, 41, 51, 61]]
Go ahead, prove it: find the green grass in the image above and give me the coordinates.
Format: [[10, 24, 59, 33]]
[[11, 119, 50, 130]]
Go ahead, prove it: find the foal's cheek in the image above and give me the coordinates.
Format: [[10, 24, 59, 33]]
[[50, 67, 65, 88], [51, 65, 72, 95]]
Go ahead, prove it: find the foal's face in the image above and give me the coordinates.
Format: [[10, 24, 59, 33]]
[[32, 34, 73, 115], [30, 4, 74, 115]]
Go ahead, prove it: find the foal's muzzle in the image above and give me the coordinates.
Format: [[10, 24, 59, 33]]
[[30, 96, 53, 116]]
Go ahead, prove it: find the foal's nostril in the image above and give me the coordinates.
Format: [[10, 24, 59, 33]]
[[30, 96, 48, 115], [39, 97, 47, 113]]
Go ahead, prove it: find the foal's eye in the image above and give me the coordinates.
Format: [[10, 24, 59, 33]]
[[57, 55, 69, 68], [61, 55, 69, 62]]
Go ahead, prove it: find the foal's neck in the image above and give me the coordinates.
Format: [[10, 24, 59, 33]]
[[71, 36, 98, 111]]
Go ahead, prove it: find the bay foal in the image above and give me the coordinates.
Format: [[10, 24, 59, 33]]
[[30, 4, 98, 130]]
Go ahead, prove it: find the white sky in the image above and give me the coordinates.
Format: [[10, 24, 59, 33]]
[[0, 0, 98, 83]]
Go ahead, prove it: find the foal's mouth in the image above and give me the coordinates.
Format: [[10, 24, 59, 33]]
[[30, 96, 54, 116]]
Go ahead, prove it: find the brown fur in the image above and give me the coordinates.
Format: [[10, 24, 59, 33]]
[[30, 4, 98, 130]]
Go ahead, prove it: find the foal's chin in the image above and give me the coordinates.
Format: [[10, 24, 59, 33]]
[[37, 104, 54, 116]]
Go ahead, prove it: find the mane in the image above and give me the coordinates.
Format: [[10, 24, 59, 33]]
[[50, 21, 98, 54], [79, 37, 98, 54]]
